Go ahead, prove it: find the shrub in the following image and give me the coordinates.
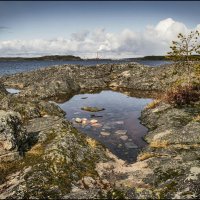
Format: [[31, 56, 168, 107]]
[[163, 85, 199, 106]]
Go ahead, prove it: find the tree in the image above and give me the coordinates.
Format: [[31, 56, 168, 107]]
[[167, 30, 200, 85]]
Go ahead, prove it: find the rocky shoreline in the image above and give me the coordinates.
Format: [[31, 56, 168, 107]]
[[0, 62, 199, 199]]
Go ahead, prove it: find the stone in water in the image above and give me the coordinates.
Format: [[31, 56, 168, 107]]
[[75, 118, 82, 123], [120, 135, 128, 141], [81, 106, 105, 112], [115, 121, 124, 125], [90, 119, 98, 124], [115, 130, 127, 135], [100, 131, 110, 136], [125, 142, 138, 149], [92, 123, 102, 128]]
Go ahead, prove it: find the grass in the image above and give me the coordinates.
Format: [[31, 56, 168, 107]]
[[138, 152, 157, 161], [145, 99, 160, 109], [193, 114, 200, 122], [150, 140, 169, 148], [86, 137, 98, 148]]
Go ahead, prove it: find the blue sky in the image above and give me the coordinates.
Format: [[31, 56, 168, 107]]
[[0, 1, 200, 58]]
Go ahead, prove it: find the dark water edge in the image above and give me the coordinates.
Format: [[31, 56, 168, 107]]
[[58, 90, 153, 163], [0, 60, 172, 76]]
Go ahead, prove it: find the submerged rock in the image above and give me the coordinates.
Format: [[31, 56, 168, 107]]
[[115, 130, 127, 135], [75, 118, 82, 123], [81, 106, 105, 112], [100, 131, 111, 136], [125, 142, 138, 149], [90, 119, 98, 124]]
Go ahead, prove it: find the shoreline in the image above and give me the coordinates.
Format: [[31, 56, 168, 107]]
[[0, 62, 199, 199]]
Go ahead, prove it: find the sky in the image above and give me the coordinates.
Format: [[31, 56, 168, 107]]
[[0, 1, 200, 58]]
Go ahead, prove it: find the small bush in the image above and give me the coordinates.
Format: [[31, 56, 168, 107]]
[[163, 85, 199, 106]]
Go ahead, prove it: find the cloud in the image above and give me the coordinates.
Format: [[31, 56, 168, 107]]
[[0, 18, 199, 58], [0, 26, 9, 32]]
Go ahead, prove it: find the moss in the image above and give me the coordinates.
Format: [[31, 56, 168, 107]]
[[154, 168, 184, 187], [99, 189, 125, 199]]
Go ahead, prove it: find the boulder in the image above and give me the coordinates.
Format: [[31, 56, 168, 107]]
[[0, 110, 27, 162]]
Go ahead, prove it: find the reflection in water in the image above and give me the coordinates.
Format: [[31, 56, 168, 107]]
[[59, 90, 153, 163]]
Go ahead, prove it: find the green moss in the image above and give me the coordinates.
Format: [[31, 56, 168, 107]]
[[99, 189, 125, 199]]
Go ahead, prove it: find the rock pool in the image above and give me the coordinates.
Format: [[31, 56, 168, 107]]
[[59, 90, 152, 163]]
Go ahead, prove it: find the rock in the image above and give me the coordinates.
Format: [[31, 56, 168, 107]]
[[0, 83, 8, 99], [0, 110, 27, 162], [90, 114, 103, 118], [125, 142, 138, 149], [120, 135, 128, 141], [115, 130, 127, 135], [100, 131, 111, 136], [82, 119, 88, 125], [91, 123, 102, 128], [90, 119, 98, 124], [75, 118, 82, 123], [81, 106, 105, 112], [115, 121, 124, 125], [81, 97, 88, 99], [117, 144, 123, 148], [82, 176, 96, 188], [102, 125, 112, 129]]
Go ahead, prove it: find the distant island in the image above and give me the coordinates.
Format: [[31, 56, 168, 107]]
[[0, 55, 199, 62], [0, 55, 82, 61]]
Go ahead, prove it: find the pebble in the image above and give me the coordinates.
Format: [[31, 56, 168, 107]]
[[125, 142, 138, 149], [115, 121, 124, 125], [91, 123, 102, 128], [84, 125, 91, 130], [81, 118, 88, 125], [117, 144, 123, 148], [90, 119, 98, 124], [102, 125, 112, 129], [74, 112, 80, 115], [120, 135, 128, 140], [100, 131, 111, 136], [115, 130, 127, 135], [75, 118, 82, 123]]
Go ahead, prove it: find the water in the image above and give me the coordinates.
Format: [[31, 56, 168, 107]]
[[0, 60, 171, 76], [59, 90, 152, 163], [6, 88, 21, 94]]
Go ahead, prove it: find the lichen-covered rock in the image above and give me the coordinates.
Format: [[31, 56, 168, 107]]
[[0, 116, 110, 199], [0, 95, 65, 121], [0, 62, 196, 100], [0, 110, 27, 162], [0, 83, 8, 99]]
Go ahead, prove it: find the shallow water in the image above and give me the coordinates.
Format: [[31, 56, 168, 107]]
[[59, 90, 152, 163]]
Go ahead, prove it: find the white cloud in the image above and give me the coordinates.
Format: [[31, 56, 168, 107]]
[[0, 18, 199, 58]]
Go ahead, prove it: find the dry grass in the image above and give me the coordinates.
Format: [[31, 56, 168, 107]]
[[193, 115, 200, 122], [86, 138, 97, 148], [137, 152, 157, 161], [150, 140, 169, 148], [27, 143, 44, 156], [172, 143, 200, 149], [145, 99, 160, 109]]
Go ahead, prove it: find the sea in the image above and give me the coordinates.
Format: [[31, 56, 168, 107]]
[[0, 59, 172, 76]]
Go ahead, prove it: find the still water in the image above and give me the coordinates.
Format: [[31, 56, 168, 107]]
[[59, 90, 152, 163]]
